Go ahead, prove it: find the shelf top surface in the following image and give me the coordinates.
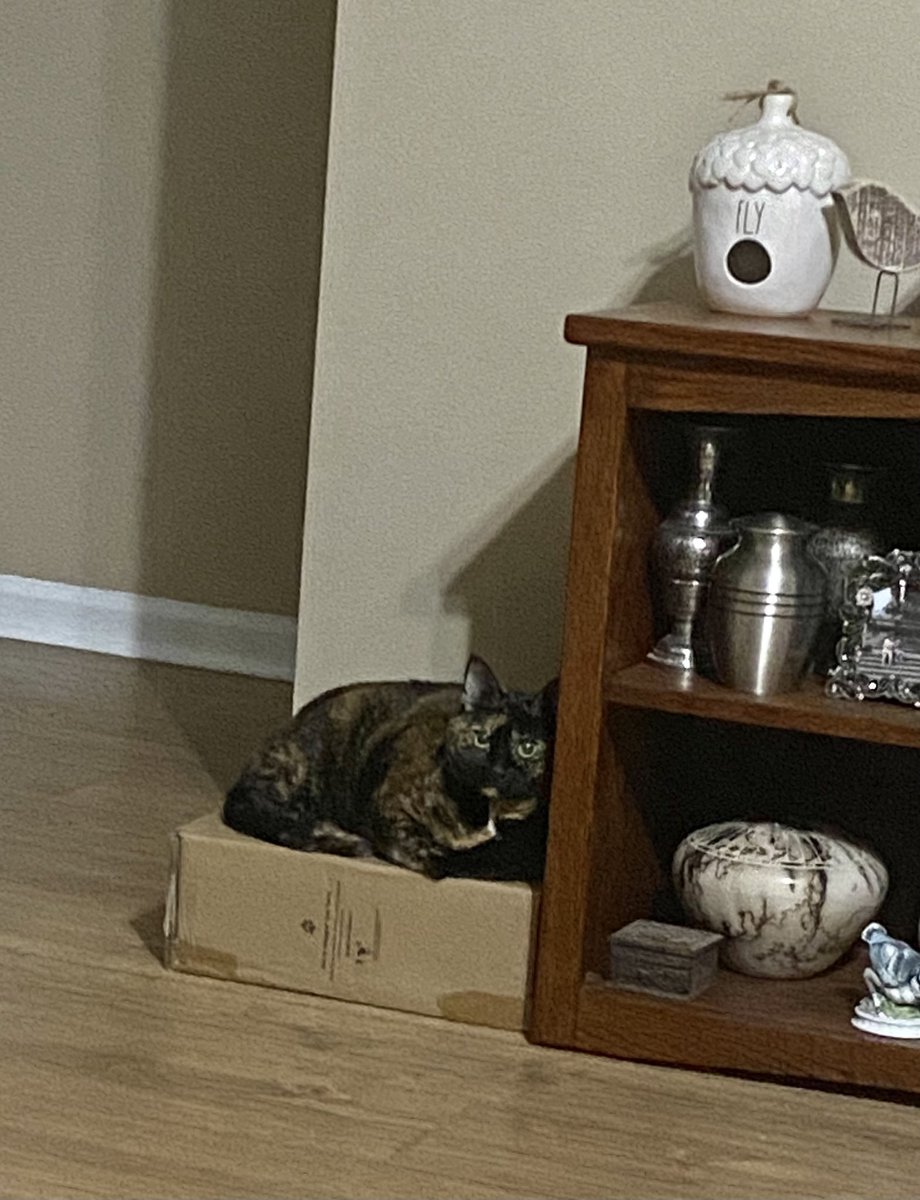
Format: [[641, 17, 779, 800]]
[[564, 301, 920, 380], [606, 660, 920, 750]]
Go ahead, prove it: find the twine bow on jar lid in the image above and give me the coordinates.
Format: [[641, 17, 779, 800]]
[[722, 79, 800, 126]]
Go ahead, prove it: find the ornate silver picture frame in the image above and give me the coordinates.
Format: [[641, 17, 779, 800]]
[[827, 550, 920, 707]]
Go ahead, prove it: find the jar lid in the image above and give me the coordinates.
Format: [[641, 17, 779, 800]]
[[690, 92, 850, 198], [734, 512, 816, 537], [680, 821, 846, 869]]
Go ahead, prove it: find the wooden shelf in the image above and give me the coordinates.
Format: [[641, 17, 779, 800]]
[[606, 660, 920, 749], [529, 300, 920, 1097], [566, 302, 920, 419], [564, 302, 920, 386], [576, 951, 920, 1094]]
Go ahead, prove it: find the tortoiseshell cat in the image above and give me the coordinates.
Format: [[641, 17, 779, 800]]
[[223, 657, 557, 880]]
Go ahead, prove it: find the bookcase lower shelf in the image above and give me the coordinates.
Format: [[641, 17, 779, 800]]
[[573, 953, 920, 1093]]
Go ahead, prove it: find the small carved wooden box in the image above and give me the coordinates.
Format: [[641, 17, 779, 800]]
[[609, 920, 723, 1000]]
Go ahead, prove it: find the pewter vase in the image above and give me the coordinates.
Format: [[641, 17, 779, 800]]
[[648, 427, 736, 672], [707, 512, 827, 695]]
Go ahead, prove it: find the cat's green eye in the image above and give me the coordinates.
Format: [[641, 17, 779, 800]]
[[517, 738, 539, 759], [473, 729, 491, 749]]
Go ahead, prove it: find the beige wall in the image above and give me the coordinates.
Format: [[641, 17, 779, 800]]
[[295, 0, 920, 704], [2, 0, 335, 615]]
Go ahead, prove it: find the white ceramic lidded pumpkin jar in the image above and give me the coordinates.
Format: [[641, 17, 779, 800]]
[[690, 88, 851, 317], [672, 820, 888, 979]]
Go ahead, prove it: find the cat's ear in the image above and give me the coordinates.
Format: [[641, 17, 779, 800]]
[[539, 676, 560, 728], [462, 656, 504, 711]]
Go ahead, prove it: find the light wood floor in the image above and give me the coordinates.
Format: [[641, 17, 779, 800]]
[[2, 639, 919, 1199]]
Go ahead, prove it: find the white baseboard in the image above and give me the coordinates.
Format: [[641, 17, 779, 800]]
[[0, 575, 296, 681]]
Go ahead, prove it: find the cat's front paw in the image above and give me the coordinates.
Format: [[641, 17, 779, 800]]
[[423, 856, 449, 881], [379, 839, 441, 877]]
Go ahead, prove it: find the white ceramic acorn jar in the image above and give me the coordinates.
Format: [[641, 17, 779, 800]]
[[690, 90, 851, 317], [672, 820, 888, 979]]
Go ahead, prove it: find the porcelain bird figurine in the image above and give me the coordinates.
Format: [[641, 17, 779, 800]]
[[832, 180, 920, 324], [862, 922, 920, 1006], [852, 922, 920, 1038]]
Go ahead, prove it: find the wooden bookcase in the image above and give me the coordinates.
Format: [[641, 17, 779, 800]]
[[529, 300, 920, 1093]]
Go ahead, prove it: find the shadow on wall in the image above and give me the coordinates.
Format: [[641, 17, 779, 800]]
[[141, 0, 336, 617], [433, 237, 698, 694], [629, 227, 697, 305], [135, 1, 334, 776], [439, 451, 577, 693]]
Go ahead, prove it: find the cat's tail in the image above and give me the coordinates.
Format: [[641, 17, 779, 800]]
[[223, 767, 375, 859], [221, 736, 376, 859], [222, 740, 313, 849]]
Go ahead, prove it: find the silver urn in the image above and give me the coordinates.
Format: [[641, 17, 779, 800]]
[[707, 512, 827, 695], [648, 426, 737, 671]]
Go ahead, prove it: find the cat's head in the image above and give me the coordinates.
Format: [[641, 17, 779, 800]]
[[441, 656, 558, 828]]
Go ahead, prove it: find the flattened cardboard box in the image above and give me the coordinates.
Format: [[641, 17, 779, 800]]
[[165, 812, 539, 1030]]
